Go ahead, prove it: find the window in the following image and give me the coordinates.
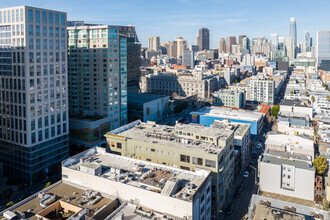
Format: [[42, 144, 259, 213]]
[[180, 154, 190, 163], [28, 24, 33, 36], [205, 159, 216, 168], [117, 143, 122, 149], [42, 11, 47, 24], [43, 26, 47, 37], [49, 27, 53, 37], [49, 12, 53, 25], [193, 157, 203, 165], [35, 10, 40, 23], [28, 9, 33, 22], [55, 13, 59, 25], [180, 166, 190, 171], [61, 14, 65, 26]]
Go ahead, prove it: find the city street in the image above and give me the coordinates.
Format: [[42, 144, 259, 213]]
[[226, 157, 259, 220]]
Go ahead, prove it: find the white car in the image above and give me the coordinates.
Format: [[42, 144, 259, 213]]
[[244, 171, 249, 178]]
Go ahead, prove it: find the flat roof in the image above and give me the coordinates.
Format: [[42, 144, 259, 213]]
[[191, 106, 263, 122], [260, 154, 314, 171], [63, 147, 211, 202], [252, 204, 305, 220], [265, 134, 313, 151], [210, 120, 250, 138], [1, 182, 114, 220], [280, 99, 309, 107], [128, 93, 169, 104], [107, 120, 233, 153]]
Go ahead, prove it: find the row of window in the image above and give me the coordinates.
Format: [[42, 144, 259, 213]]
[[0, 8, 24, 24], [28, 38, 66, 51], [31, 123, 67, 144], [31, 113, 66, 131], [28, 25, 65, 38], [28, 9, 65, 26], [30, 100, 67, 117], [180, 154, 217, 168]]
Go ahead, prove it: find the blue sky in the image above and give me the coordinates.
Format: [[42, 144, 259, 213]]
[[1, 0, 329, 48]]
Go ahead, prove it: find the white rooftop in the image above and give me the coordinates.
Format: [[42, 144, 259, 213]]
[[265, 134, 313, 151], [192, 106, 263, 122]]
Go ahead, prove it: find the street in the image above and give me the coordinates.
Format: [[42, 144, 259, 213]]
[[225, 156, 259, 220]]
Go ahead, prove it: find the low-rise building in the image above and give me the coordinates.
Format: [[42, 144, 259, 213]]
[[105, 120, 235, 211], [127, 93, 170, 122], [211, 120, 251, 171], [212, 89, 246, 109], [0, 147, 212, 220], [279, 99, 313, 119], [189, 106, 264, 137], [248, 194, 328, 220], [278, 111, 311, 127], [265, 133, 314, 159], [259, 153, 315, 201]]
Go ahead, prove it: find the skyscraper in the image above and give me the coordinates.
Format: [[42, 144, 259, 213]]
[[198, 28, 210, 51], [270, 33, 279, 50], [317, 31, 330, 71], [304, 31, 312, 52], [67, 22, 128, 148], [226, 36, 236, 53], [217, 38, 226, 53], [238, 35, 246, 45], [289, 17, 297, 46], [0, 6, 69, 183], [148, 36, 160, 51], [175, 36, 187, 57]]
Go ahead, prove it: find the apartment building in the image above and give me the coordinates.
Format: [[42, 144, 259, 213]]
[[105, 120, 235, 211], [67, 23, 128, 147], [213, 89, 246, 109], [0, 6, 69, 183], [250, 79, 275, 104]]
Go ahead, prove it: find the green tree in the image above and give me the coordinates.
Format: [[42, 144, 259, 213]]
[[305, 91, 309, 96], [290, 91, 294, 95], [311, 96, 315, 102], [313, 156, 328, 175], [270, 105, 280, 117], [44, 181, 52, 189], [6, 201, 14, 208]]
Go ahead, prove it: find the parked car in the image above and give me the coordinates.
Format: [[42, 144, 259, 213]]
[[244, 171, 249, 178], [256, 144, 261, 149]]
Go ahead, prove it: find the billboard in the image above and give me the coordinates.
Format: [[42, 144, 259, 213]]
[[191, 114, 199, 123]]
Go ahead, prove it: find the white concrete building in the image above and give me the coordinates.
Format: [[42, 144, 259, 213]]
[[250, 79, 275, 104], [62, 147, 212, 220], [279, 99, 313, 119], [259, 154, 315, 201], [265, 133, 314, 159]]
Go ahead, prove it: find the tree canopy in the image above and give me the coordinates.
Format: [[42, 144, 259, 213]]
[[313, 156, 328, 175], [270, 105, 280, 117]]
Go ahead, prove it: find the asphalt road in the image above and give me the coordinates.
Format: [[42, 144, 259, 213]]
[[225, 156, 259, 220]]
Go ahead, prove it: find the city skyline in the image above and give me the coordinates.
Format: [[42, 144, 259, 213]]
[[1, 0, 330, 48]]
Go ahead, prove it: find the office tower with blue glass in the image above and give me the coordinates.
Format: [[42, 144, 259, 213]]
[[67, 22, 128, 148], [289, 17, 297, 46], [0, 6, 69, 183]]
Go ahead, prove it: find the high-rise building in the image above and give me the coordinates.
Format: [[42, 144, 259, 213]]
[[174, 36, 187, 57], [238, 35, 246, 45], [217, 38, 226, 53], [226, 36, 236, 53], [289, 17, 297, 46], [304, 31, 312, 53], [182, 49, 194, 67], [285, 37, 295, 60], [148, 36, 160, 51], [0, 6, 69, 183], [317, 31, 330, 71], [198, 27, 210, 51], [168, 40, 177, 57], [67, 23, 128, 147], [270, 33, 279, 50]]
